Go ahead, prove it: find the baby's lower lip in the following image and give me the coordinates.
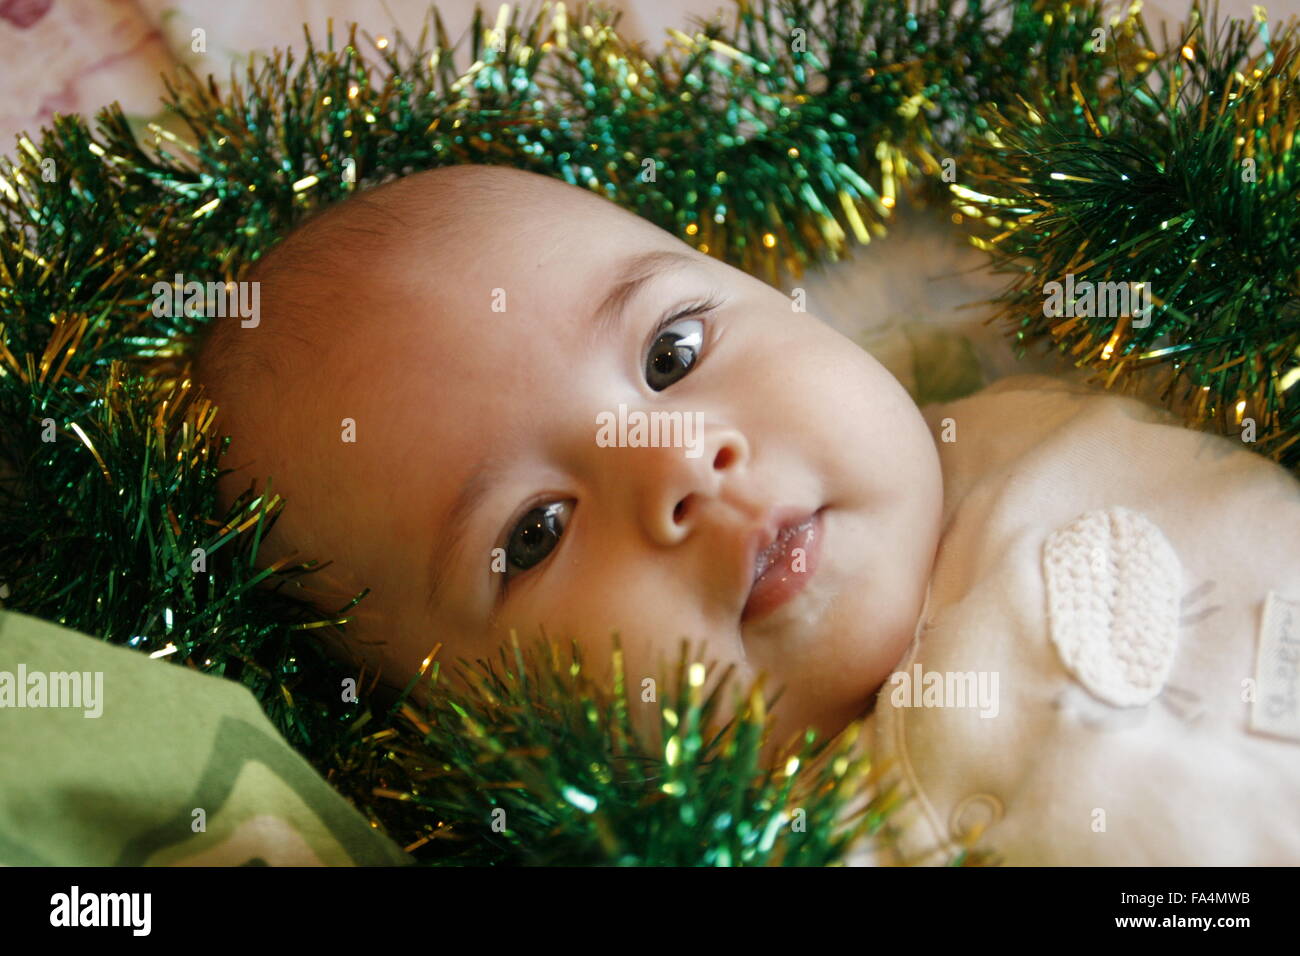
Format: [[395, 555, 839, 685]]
[[741, 509, 824, 624]]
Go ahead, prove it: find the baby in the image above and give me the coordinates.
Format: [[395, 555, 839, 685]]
[[194, 165, 1300, 865]]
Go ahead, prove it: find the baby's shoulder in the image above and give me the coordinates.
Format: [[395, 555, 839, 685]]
[[922, 371, 1209, 469], [963, 371, 1090, 398], [925, 371, 1167, 421]]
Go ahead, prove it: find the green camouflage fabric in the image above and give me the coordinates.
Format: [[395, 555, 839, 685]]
[[0, 609, 410, 866]]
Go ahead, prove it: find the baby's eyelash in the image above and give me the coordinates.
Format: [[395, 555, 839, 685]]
[[650, 294, 725, 339]]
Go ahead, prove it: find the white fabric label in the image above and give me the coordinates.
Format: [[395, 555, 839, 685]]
[[1251, 592, 1300, 743]]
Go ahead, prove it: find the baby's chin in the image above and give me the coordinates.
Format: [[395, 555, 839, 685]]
[[816, 603, 930, 737]]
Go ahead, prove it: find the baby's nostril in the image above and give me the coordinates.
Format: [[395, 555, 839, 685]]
[[714, 446, 735, 470], [673, 498, 689, 523]]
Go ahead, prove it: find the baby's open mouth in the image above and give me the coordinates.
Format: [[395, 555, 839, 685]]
[[741, 507, 825, 624]]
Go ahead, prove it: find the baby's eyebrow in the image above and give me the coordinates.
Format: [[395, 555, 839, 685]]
[[590, 249, 698, 348]]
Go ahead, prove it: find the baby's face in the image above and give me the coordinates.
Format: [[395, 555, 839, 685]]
[[223, 168, 942, 750]]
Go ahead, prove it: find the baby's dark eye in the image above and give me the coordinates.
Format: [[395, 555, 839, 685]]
[[503, 500, 572, 583], [645, 315, 705, 391]]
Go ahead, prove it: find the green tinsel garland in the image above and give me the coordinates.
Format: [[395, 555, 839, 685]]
[[4, 0, 1293, 865], [327, 635, 924, 865], [956, 1, 1300, 469]]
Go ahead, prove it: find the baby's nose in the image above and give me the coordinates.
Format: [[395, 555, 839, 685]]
[[593, 412, 748, 546]]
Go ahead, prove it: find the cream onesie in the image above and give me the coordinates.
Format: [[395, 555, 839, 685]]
[[848, 374, 1300, 866]]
